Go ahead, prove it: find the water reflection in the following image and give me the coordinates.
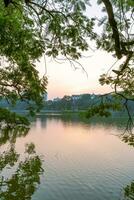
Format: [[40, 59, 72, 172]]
[[123, 181, 134, 200], [37, 114, 129, 129], [0, 126, 44, 200], [121, 133, 134, 200], [30, 115, 134, 200], [0, 125, 29, 146], [0, 145, 19, 171], [122, 134, 134, 147], [1, 115, 134, 200]]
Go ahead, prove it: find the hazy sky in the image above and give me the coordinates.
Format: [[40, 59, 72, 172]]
[[36, 1, 121, 100], [37, 50, 121, 100]]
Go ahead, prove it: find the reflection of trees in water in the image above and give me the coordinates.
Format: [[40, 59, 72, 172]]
[[122, 134, 134, 147], [0, 145, 19, 171], [42, 115, 134, 200], [32, 117, 47, 129], [38, 114, 130, 130], [1, 116, 134, 200], [0, 125, 29, 146], [0, 125, 44, 200], [120, 133, 134, 200], [123, 181, 134, 200], [40, 117, 47, 128]]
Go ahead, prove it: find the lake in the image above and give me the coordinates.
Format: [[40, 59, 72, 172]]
[[0, 115, 134, 200]]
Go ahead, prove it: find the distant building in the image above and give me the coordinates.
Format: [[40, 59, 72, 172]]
[[90, 94, 95, 100], [71, 95, 81, 100], [43, 92, 48, 101], [53, 97, 60, 102]]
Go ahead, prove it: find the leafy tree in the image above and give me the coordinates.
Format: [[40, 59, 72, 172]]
[[0, 142, 44, 200], [0, 0, 95, 127], [0, 124, 44, 200], [124, 180, 134, 200], [90, 0, 134, 130], [0, 0, 133, 127]]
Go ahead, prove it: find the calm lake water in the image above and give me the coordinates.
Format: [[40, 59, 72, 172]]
[[1, 115, 134, 200]]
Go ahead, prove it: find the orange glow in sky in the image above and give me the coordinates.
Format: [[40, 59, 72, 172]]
[[37, 50, 122, 100]]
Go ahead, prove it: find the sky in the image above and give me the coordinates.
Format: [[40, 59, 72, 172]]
[[36, 1, 121, 100], [37, 50, 122, 100]]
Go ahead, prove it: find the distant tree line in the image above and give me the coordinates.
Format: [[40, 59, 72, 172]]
[[1, 93, 134, 118], [44, 94, 134, 117], [44, 94, 96, 111]]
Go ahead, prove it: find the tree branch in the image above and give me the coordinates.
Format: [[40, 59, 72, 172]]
[[101, 0, 122, 59], [122, 40, 134, 46]]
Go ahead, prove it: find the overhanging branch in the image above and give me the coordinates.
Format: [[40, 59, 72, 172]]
[[101, 0, 122, 59]]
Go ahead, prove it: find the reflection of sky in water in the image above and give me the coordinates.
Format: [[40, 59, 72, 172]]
[[0, 116, 134, 200], [1, 116, 134, 200]]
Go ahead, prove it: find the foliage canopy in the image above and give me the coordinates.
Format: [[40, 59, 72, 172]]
[[0, 0, 134, 127]]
